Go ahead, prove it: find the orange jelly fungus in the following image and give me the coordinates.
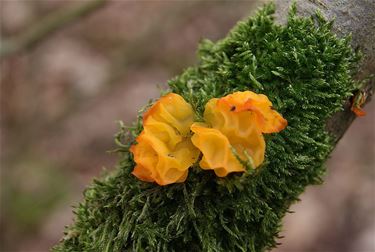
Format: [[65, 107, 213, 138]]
[[351, 107, 366, 117], [130, 93, 199, 185], [351, 92, 367, 117], [191, 91, 287, 177]]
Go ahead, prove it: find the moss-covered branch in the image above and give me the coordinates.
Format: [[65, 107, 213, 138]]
[[275, 0, 374, 143], [53, 2, 373, 251]]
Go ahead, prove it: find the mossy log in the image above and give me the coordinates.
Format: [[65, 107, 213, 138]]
[[54, 2, 374, 251], [276, 0, 374, 142]]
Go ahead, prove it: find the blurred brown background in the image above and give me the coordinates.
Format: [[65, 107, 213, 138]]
[[0, 1, 374, 251]]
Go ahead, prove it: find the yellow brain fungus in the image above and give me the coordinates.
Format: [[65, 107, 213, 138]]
[[191, 91, 287, 177], [131, 91, 287, 184], [130, 93, 200, 185]]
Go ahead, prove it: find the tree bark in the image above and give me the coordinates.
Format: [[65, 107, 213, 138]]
[[275, 0, 375, 143]]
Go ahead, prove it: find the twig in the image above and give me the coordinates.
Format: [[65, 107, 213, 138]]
[[0, 0, 107, 59]]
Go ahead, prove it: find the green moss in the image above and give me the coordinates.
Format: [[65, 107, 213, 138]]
[[53, 3, 359, 252]]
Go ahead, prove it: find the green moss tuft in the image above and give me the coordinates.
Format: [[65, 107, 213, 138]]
[[54, 3, 359, 252]]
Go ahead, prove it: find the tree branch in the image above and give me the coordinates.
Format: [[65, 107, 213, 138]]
[[275, 0, 375, 144], [0, 0, 107, 59]]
